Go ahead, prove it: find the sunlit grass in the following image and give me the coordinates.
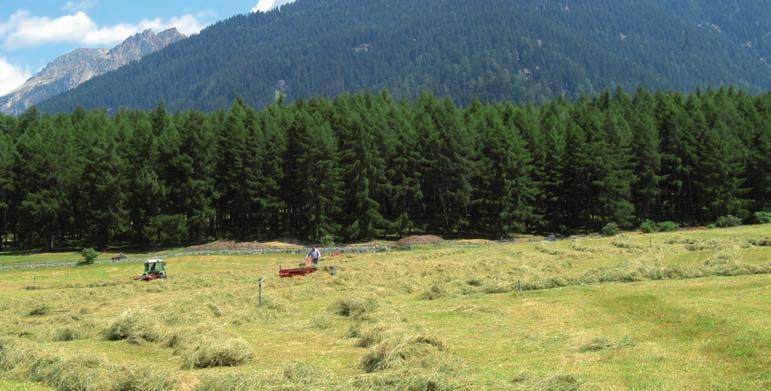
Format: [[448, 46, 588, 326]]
[[0, 225, 768, 390]]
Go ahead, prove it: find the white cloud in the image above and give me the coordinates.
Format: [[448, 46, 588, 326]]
[[0, 10, 204, 49], [63, 0, 99, 12], [251, 0, 297, 13], [0, 57, 31, 96]]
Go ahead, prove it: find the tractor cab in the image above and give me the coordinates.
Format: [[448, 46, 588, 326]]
[[137, 259, 167, 281]]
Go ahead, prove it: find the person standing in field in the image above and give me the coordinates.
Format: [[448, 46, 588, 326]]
[[306, 246, 321, 267]]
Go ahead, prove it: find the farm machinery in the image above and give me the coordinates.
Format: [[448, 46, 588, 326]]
[[134, 259, 167, 281], [279, 255, 336, 278]]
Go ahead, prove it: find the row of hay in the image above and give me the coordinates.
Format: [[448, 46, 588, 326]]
[[0, 338, 177, 391], [415, 259, 771, 299], [330, 298, 465, 390], [104, 310, 254, 369]]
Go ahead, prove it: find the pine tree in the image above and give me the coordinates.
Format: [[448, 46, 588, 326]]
[[333, 95, 387, 241], [12, 118, 73, 248], [629, 88, 662, 222], [0, 131, 13, 248], [174, 111, 216, 242], [381, 98, 423, 236], [255, 104, 288, 237], [413, 93, 473, 233], [469, 105, 536, 237], [283, 107, 342, 242], [745, 95, 771, 212], [215, 99, 251, 239], [78, 110, 129, 246]]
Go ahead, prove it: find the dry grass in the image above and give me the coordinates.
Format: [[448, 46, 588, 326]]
[[0, 225, 768, 390]]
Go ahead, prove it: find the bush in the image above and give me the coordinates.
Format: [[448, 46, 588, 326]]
[[80, 248, 99, 265], [601, 223, 620, 237], [656, 221, 679, 232], [640, 220, 657, 233], [754, 211, 771, 224], [715, 215, 742, 228], [320, 234, 336, 247]]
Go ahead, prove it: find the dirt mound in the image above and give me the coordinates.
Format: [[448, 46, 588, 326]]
[[187, 240, 302, 251], [397, 235, 443, 246]]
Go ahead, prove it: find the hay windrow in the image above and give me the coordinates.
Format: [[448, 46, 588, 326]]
[[180, 335, 254, 369], [0, 338, 178, 391], [103, 310, 165, 343]]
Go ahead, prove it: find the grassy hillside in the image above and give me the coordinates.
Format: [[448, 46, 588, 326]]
[[0, 225, 769, 390]]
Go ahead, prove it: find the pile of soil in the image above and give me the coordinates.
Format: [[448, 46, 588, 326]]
[[187, 240, 302, 251], [397, 235, 443, 246]]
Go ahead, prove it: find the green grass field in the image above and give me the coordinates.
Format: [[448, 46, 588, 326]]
[[0, 225, 769, 390]]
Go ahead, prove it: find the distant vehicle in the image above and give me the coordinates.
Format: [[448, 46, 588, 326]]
[[135, 259, 166, 281], [111, 253, 127, 263]]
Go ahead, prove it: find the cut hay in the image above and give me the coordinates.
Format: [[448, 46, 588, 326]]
[[397, 235, 443, 246], [180, 336, 254, 369], [359, 334, 447, 373], [329, 298, 379, 319], [0, 338, 177, 391], [103, 310, 164, 343], [194, 361, 334, 390], [187, 240, 302, 251]]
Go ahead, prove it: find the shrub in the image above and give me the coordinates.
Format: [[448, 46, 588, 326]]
[[80, 248, 99, 265], [601, 223, 620, 237], [656, 221, 679, 232], [640, 220, 657, 233], [320, 234, 336, 247], [715, 215, 742, 228], [754, 211, 771, 224]]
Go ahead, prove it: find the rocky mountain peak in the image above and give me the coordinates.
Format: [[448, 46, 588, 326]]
[[0, 28, 187, 115]]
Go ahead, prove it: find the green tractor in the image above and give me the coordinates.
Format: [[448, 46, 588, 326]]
[[135, 259, 167, 281]]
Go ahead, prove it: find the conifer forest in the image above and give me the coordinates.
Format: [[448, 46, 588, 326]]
[[1, 88, 769, 248]]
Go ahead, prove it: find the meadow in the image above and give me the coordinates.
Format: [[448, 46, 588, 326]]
[[0, 225, 769, 390]]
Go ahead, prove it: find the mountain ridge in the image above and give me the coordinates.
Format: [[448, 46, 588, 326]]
[[0, 28, 186, 115]]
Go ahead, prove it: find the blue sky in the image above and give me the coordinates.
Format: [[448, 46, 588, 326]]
[[0, 0, 296, 95]]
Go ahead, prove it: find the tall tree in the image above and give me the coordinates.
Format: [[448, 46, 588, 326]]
[[413, 93, 473, 233], [469, 105, 536, 237]]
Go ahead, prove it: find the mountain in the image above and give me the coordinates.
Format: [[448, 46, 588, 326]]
[[38, 0, 771, 113], [0, 28, 186, 115]]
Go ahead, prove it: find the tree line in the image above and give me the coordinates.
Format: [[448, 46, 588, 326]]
[[1, 87, 769, 248]]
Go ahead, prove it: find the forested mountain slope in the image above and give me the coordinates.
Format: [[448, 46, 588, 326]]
[[38, 0, 771, 113]]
